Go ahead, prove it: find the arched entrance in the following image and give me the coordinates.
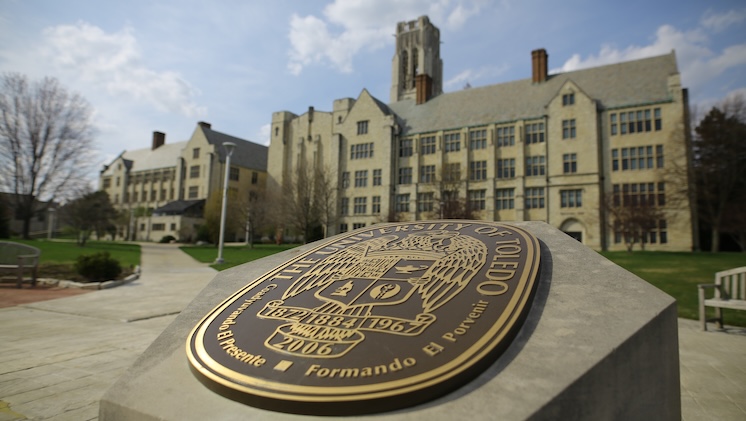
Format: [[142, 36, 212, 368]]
[[560, 218, 585, 243]]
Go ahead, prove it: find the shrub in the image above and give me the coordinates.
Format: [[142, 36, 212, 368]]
[[75, 251, 122, 282], [159, 235, 176, 243]]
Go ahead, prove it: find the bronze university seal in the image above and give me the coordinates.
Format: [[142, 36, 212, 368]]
[[187, 221, 541, 414]]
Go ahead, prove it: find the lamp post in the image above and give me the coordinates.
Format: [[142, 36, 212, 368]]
[[215, 142, 236, 264], [47, 207, 55, 240]]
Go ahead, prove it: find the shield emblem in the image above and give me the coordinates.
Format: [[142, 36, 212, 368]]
[[316, 258, 435, 307]]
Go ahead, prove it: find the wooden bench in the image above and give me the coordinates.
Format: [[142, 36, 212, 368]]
[[698, 266, 746, 331], [0, 241, 41, 288]]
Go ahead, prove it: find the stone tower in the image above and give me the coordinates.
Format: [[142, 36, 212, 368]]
[[390, 16, 443, 103]]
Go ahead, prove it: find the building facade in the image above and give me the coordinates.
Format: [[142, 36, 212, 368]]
[[268, 15, 695, 251], [100, 122, 267, 241]]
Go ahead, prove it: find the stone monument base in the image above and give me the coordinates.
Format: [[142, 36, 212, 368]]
[[100, 222, 680, 420]]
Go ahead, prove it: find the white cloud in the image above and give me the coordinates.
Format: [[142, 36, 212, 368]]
[[41, 22, 207, 118], [701, 8, 746, 32], [554, 19, 746, 94], [257, 123, 271, 146], [287, 0, 486, 75]]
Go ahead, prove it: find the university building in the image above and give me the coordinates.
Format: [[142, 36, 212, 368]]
[[268, 16, 695, 251], [99, 122, 267, 241]]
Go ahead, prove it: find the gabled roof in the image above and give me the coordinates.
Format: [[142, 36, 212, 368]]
[[202, 127, 267, 172], [105, 141, 187, 174], [388, 52, 679, 135]]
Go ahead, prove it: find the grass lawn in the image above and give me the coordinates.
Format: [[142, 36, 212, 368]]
[[179, 244, 299, 271], [5, 239, 141, 281], [601, 251, 746, 327]]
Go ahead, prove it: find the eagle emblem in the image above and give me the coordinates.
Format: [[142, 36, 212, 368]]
[[257, 230, 487, 358]]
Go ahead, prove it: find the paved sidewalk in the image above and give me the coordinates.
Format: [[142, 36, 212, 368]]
[[0, 243, 216, 421], [0, 244, 744, 420]]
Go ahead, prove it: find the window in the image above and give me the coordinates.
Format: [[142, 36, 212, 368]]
[[525, 122, 545, 144], [420, 136, 436, 155], [395, 194, 410, 213], [354, 197, 367, 214], [399, 139, 413, 157], [161, 189, 167, 200], [497, 159, 515, 179], [354, 170, 368, 187], [353, 223, 366, 230], [357, 120, 369, 135], [342, 172, 350, 188], [373, 169, 382, 186], [418, 192, 435, 212], [189, 165, 200, 178], [152, 223, 165, 231], [654, 108, 662, 130], [560, 189, 583, 208], [610, 107, 661, 136], [444, 163, 461, 182], [469, 161, 487, 181], [339, 223, 348, 233], [495, 188, 514, 210], [525, 156, 546, 176], [496, 126, 515, 147], [252, 172, 258, 184], [398, 167, 412, 185], [188, 186, 198, 199], [563, 153, 577, 174], [562, 93, 575, 106], [444, 133, 461, 152], [420, 165, 436, 183], [525, 187, 545, 209], [612, 145, 664, 171], [193, 148, 200, 159], [171, 223, 176, 231], [340, 198, 349, 215], [229, 167, 239, 181], [151, 190, 157, 201], [116, 177, 120, 187], [468, 189, 486, 211], [372, 196, 381, 214], [351, 143, 374, 159], [612, 182, 665, 207], [562, 119, 576, 139], [469, 129, 487, 150], [103, 178, 111, 189]]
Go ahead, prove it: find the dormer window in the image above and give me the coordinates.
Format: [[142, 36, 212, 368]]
[[562, 93, 575, 106], [357, 120, 369, 135]]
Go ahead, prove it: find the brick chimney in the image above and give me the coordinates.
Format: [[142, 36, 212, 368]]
[[198, 121, 211, 129], [152, 131, 165, 150], [531, 49, 548, 83], [415, 74, 433, 104]]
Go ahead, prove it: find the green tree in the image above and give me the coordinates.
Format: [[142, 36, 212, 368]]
[[0, 73, 95, 239], [62, 190, 117, 246], [694, 96, 746, 251]]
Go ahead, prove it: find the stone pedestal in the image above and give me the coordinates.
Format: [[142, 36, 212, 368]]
[[100, 222, 680, 420]]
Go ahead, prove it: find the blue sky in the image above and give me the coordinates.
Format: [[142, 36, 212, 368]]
[[1, 0, 745, 182]]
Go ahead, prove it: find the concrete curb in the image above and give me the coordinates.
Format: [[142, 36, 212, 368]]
[[37, 265, 141, 290]]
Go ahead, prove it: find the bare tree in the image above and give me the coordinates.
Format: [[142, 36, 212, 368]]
[[234, 189, 272, 248], [435, 164, 472, 219], [603, 190, 666, 252], [0, 73, 95, 238]]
